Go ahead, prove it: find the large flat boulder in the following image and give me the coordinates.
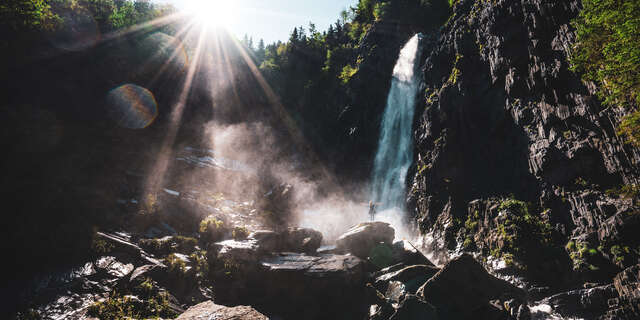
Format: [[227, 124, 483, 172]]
[[176, 300, 268, 319], [416, 254, 526, 320], [213, 252, 367, 319], [336, 222, 395, 258]]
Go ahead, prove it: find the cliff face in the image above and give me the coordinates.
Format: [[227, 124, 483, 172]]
[[406, 0, 640, 315]]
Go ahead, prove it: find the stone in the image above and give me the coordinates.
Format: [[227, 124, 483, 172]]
[[248, 230, 281, 252], [214, 253, 367, 319], [282, 227, 323, 253], [416, 254, 525, 319], [336, 222, 395, 258], [176, 300, 268, 319], [390, 240, 434, 266], [212, 239, 263, 266], [375, 264, 440, 295], [542, 284, 618, 319]]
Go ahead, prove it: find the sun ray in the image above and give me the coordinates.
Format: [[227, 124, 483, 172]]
[[228, 35, 342, 191], [144, 20, 198, 88], [144, 25, 208, 196]]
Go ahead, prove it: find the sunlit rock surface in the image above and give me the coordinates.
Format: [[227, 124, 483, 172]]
[[336, 221, 395, 258], [176, 300, 268, 320]]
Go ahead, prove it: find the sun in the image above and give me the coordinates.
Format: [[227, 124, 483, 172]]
[[184, 0, 236, 28]]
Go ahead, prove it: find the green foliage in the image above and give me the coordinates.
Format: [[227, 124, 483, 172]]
[[232, 226, 249, 240], [164, 253, 188, 276], [617, 110, 640, 147], [339, 64, 358, 84], [199, 216, 227, 243], [606, 184, 640, 200], [91, 235, 114, 255], [491, 198, 555, 261], [0, 0, 58, 31], [570, 0, 640, 108], [448, 54, 463, 84], [570, 0, 640, 146], [139, 236, 197, 256], [87, 290, 177, 320], [189, 250, 209, 279], [566, 240, 599, 271]]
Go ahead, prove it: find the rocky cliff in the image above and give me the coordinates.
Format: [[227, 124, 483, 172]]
[[405, 0, 640, 317]]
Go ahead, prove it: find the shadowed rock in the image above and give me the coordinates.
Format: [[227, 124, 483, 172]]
[[416, 254, 525, 319]]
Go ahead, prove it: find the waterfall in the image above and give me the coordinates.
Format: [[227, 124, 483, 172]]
[[371, 34, 423, 212]]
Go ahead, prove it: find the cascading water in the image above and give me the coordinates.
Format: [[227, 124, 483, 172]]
[[371, 34, 423, 214]]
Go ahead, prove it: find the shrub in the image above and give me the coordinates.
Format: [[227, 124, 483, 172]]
[[232, 226, 249, 240], [570, 0, 640, 146], [570, 0, 640, 108], [199, 217, 227, 243], [87, 291, 177, 320], [164, 253, 188, 276]]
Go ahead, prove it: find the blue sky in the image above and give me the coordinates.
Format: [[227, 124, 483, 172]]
[[163, 0, 358, 44]]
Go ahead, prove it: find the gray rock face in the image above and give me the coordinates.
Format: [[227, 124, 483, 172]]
[[408, 0, 640, 288], [336, 222, 395, 258], [606, 264, 640, 318], [176, 300, 268, 320], [416, 254, 525, 320], [542, 284, 618, 319]]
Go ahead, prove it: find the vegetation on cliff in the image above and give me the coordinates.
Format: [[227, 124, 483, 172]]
[[570, 0, 640, 145]]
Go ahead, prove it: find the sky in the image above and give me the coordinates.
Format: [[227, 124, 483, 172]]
[[163, 0, 359, 44]]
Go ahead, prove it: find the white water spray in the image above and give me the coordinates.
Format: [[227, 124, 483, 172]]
[[371, 34, 423, 214]]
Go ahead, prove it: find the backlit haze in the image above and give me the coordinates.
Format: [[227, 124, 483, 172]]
[[163, 0, 358, 44]]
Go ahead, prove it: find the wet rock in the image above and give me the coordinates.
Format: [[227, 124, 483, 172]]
[[416, 254, 525, 320], [336, 222, 395, 258], [375, 264, 440, 295], [93, 256, 134, 279], [541, 284, 618, 319], [176, 300, 268, 320]]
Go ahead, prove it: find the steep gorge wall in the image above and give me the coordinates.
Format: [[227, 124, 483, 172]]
[[408, 0, 640, 290]]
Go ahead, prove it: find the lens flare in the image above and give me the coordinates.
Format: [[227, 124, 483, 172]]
[[106, 84, 158, 129]]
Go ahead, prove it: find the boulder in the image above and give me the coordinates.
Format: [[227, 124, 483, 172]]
[[336, 222, 395, 258], [211, 240, 263, 266], [282, 227, 323, 253], [375, 264, 440, 295], [213, 252, 367, 319], [176, 300, 268, 319], [390, 240, 434, 266], [416, 254, 526, 320], [249, 230, 281, 252]]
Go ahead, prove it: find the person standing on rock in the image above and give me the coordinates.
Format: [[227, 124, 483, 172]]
[[369, 201, 377, 221]]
